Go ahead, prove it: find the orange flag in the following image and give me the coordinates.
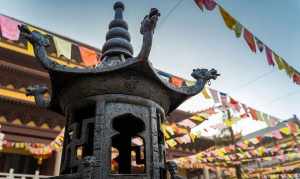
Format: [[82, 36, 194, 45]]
[[169, 76, 184, 87], [79, 46, 99, 66]]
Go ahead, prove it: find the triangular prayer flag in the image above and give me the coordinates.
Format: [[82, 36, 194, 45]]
[[206, 107, 216, 115], [181, 134, 191, 144], [248, 107, 257, 120], [194, 0, 204, 11], [240, 113, 248, 119], [169, 76, 184, 87], [53, 36, 72, 59], [171, 123, 188, 134], [165, 126, 175, 136], [249, 138, 259, 145], [219, 92, 228, 106], [272, 130, 283, 139], [265, 46, 275, 66], [292, 72, 300, 85], [190, 114, 206, 122], [28, 25, 47, 35], [229, 97, 241, 112], [189, 132, 197, 142], [203, 0, 217, 11], [201, 87, 211, 99], [166, 139, 177, 148], [257, 147, 264, 156], [261, 112, 269, 123], [224, 118, 234, 127], [241, 103, 248, 114], [79, 46, 99, 66], [0, 15, 21, 41], [178, 119, 196, 128], [209, 88, 220, 103], [268, 116, 279, 127], [233, 22, 243, 38], [174, 137, 184, 144], [243, 28, 256, 53], [255, 111, 263, 121], [281, 60, 294, 77], [27, 26, 48, 55], [219, 6, 236, 30], [255, 37, 264, 52], [274, 53, 285, 70], [287, 122, 298, 134], [280, 127, 291, 135], [161, 124, 171, 139]]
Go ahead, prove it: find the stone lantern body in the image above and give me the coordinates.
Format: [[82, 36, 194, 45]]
[[20, 2, 219, 178]]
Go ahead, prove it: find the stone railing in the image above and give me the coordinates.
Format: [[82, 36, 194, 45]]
[[0, 169, 51, 179]]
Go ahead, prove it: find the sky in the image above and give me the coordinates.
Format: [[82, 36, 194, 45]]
[[0, 0, 299, 134]]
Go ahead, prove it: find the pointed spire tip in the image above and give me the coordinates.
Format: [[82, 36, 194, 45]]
[[114, 1, 125, 10]]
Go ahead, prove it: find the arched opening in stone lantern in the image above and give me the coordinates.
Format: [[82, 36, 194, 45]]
[[111, 113, 146, 174]]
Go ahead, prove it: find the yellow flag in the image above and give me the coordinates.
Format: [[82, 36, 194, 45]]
[[280, 127, 291, 135], [189, 132, 197, 142], [201, 87, 211, 99], [191, 114, 205, 122], [243, 140, 249, 145], [219, 6, 237, 30], [274, 53, 284, 70], [224, 118, 233, 127], [282, 59, 294, 77], [166, 139, 177, 148], [27, 26, 48, 56], [161, 124, 170, 139], [185, 80, 196, 86], [257, 147, 264, 156], [217, 150, 225, 157]]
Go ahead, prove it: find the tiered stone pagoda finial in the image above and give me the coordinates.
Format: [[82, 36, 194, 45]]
[[101, 1, 133, 66]]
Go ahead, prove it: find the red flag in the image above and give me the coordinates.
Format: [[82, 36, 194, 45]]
[[265, 46, 275, 66], [194, 0, 204, 11], [230, 97, 241, 112], [249, 108, 257, 120], [243, 28, 256, 53], [203, 0, 217, 11], [293, 72, 300, 85]]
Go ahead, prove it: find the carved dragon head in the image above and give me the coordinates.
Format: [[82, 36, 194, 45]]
[[191, 68, 220, 82], [26, 84, 48, 96], [18, 25, 50, 47], [140, 8, 160, 35]]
